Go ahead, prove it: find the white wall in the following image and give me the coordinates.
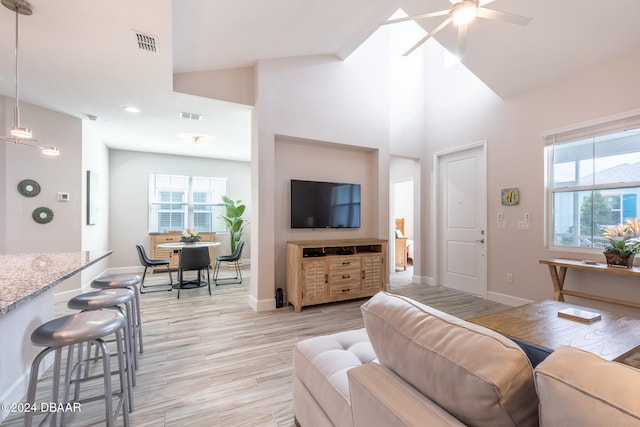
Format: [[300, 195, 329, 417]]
[[77, 122, 111, 296], [2, 98, 83, 255], [107, 149, 251, 269], [251, 27, 405, 311], [423, 44, 640, 312]]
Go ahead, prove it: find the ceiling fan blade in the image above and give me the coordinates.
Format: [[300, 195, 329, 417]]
[[403, 17, 453, 56], [476, 7, 532, 26], [478, 0, 497, 6], [457, 24, 467, 57], [383, 9, 450, 26]]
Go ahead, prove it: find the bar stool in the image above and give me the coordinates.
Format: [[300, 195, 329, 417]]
[[25, 310, 129, 427], [67, 288, 136, 411], [91, 274, 143, 365]]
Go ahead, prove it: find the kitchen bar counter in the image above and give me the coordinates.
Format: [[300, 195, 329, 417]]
[[0, 250, 112, 420], [0, 250, 112, 316]]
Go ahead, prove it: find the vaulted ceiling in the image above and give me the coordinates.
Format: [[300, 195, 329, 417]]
[[1, 0, 639, 161]]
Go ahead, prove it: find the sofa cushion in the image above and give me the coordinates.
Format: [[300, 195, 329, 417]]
[[293, 328, 377, 427], [535, 345, 640, 426], [361, 292, 538, 427]]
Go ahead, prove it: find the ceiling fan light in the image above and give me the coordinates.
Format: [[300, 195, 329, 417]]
[[41, 145, 60, 156], [452, 2, 477, 26], [11, 126, 32, 139]]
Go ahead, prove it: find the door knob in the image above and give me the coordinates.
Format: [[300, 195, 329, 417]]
[[475, 239, 485, 244]]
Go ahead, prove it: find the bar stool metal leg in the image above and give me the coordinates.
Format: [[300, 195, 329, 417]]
[[25, 310, 130, 427], [68, 289, 137, 411], [91, 274, 144, 363]]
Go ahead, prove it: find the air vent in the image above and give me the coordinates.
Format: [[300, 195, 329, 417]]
[[133, 31, 159, 54], [179, 112, 203, 121]]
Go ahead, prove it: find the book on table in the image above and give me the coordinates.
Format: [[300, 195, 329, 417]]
[[557, 307, 601, 323]]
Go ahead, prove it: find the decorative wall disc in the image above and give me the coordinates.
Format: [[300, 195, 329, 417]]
[[17, 179, 41, 197], [32, 207, 54, 224]]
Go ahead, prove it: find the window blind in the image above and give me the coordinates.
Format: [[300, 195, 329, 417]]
[[543, 113, 640, 146]]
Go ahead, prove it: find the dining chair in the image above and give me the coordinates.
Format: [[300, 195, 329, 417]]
[[135, 244, 173, 293], [213, 240, 244, 285], [177, 246, 211, 298]]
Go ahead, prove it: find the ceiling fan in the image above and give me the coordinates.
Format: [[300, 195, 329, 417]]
[[383, 0, 532, 57]]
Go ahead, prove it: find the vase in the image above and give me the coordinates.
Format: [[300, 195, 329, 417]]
[[604, 252, 635, 268], [181, 237, 200, 244]]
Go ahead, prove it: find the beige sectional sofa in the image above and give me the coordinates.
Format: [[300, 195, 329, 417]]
[[293, 291, 640, 426]]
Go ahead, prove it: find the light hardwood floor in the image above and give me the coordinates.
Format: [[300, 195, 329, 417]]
[[4, 267, 508, 426]]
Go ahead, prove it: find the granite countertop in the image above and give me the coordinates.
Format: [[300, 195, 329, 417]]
[[0, 250, 112, 316]]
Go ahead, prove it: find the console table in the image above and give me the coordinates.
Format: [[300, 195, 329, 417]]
[[286, 239, 387, 312], [539, 258, 640, 310]]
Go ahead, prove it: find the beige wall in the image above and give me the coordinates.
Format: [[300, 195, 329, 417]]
[[250, 28, 399, 310], [274, 137, 379, 289], [423, 44, 640, 314], [107, 149, 251, 270], [2, 98, 83, 255]]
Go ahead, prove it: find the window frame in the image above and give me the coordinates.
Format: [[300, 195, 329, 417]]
[[148, 173, 229, 233], [544, 112, 640, 252]]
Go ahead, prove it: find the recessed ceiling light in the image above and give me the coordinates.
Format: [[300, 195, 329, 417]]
[[124, 106, 140, 113]]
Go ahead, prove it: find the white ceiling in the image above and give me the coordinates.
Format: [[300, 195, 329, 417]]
[[1, 0, 639, 161]]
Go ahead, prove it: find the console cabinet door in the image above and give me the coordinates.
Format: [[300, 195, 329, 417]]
[[301, 259, 327, 305], [150, 233, 181, 270], [362, 254, 384, 293]]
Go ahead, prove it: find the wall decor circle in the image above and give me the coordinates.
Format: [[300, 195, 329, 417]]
[[32, 207, 54, 224], [17, 179, 41, 197]]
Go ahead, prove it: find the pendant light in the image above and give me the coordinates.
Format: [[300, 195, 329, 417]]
[[0, 0, 59, 155]]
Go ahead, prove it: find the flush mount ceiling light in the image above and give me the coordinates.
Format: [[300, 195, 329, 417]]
[[383, 0, 531, 57], [124, 106, 140, 113], [451, 1, 477, 26], [0, 0, 59, 156]]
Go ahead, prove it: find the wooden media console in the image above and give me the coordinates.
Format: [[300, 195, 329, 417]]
[[286, 238, 388, 312]]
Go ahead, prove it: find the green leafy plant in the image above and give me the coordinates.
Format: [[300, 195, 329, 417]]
[[219, 195, 247, 253], [602, 219, 640, 257]]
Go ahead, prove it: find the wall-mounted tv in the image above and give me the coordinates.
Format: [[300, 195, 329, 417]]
[[291, 179, 361, 229]]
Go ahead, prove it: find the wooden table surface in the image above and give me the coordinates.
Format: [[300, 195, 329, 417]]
[[468, 299, 640, 361], [539, 258, 640, 309]]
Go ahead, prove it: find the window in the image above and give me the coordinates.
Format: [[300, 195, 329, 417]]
[[148, 174, 228, 232], [545, 114, 640, 250]]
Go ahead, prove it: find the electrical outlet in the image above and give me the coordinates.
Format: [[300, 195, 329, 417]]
[[524, 212, 531, 222], [506, 273, 513, 284]]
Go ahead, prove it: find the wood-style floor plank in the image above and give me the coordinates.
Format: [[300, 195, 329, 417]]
[[3, 267, 508, 426]]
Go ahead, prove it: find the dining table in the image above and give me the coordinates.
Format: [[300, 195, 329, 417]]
[[157, 241, 221, 289]]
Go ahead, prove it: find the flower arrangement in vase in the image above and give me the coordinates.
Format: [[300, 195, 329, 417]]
[[180, 228, 201, 244], [602, 219, 640, 268]]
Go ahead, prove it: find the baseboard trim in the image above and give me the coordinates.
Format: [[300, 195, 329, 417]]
[[412, 274, 434, 286], [249, 294, 275, 312], [487, 291, 532, 307]]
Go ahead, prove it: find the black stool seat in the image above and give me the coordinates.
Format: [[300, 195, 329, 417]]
[[31, 310, 125, 348]]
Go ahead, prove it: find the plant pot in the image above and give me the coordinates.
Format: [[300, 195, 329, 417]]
[[604, 252, 635, 268], [228, 260, 243, 270]]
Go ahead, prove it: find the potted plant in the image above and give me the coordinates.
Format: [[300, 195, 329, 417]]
[[180, 228, 201, 244], [602, 219, 640, 268], [219, 195, 247, 266]]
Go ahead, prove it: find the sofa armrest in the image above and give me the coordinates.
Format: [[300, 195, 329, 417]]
[[347, 363, 465, 427], [535, 346, 640, 426]]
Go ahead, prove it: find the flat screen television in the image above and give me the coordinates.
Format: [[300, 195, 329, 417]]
[[290, 179, 361, 229]]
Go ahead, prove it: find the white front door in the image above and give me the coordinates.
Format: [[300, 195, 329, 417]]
[[436, 143, 487, 296]]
